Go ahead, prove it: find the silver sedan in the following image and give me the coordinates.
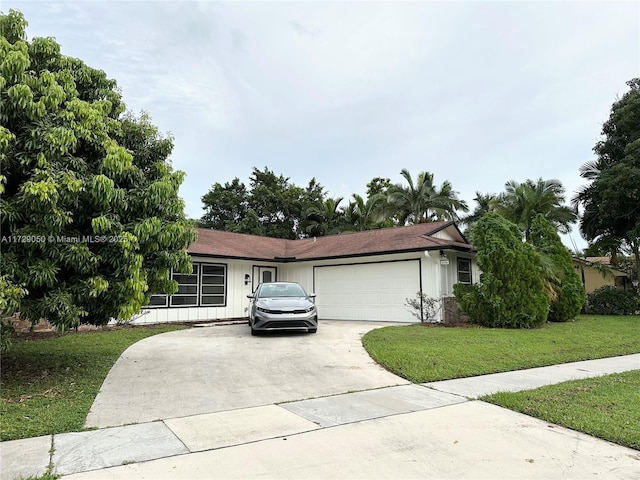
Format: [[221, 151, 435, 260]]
[[247, 282, 318, 335]]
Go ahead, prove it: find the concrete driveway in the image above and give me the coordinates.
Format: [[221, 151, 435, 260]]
[[3, 322, 638, 480], [86, 321, 408, 428]]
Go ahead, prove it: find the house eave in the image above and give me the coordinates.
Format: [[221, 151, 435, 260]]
[[188, 245, 475, 263], [188, 252, 278, 262], [426, 221, 470, 244]]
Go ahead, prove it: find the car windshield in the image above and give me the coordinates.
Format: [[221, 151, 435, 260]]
[[258, 283, 307, 298]]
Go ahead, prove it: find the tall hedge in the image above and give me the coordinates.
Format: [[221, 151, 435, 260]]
[[530, 215, 585, 321], [453, 212, 549, 328]]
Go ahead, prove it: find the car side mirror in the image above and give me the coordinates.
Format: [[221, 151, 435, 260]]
[[246, 294, 254, 299], [309, 293, 316, 298]]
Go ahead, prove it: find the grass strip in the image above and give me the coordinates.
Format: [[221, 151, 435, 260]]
[[0, 325, 187, 441], [362, 315, 640, 383], [481, 370, 640, 450]]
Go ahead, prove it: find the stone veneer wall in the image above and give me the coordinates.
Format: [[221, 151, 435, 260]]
[[441, 296, 471, 325]]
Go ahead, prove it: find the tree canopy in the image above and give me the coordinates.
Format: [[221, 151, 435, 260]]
[[460, 178, 577, 244], [573, 78, 640, 283], [200, 167, 324, 239], [0, 10, 195, 329], [342, 193, 391, 232], [388, 169, 469, 224], [493, 178, 577, 242], [300, 196, 344, 237], [459, 191, 497, 241], [201, 168, 470, 238]]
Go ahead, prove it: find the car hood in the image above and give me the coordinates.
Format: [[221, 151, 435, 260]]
[[256, 297, 315, 309]]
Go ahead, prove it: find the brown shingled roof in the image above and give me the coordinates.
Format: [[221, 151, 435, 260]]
[[189, 222, 474, 262], [584, 257, 613, 265]]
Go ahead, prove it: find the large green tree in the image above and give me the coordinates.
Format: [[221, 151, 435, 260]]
[[199, 177, 248, 231], [388, 169, 468, 224], [453, 212, 549, 328], [494, 178, 577, 242], [200, 167, 324, 239], [0, 10, 195, 329], [573, 78, 640, 283]]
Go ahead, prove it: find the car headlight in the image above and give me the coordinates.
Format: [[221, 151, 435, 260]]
[[304, 305, 315, 313], [257, 306, 271, 313]]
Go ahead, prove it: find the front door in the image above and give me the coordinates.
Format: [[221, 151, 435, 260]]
[[253, 266, 277, 290]]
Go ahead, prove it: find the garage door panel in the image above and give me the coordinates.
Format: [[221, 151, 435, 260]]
[[314, 261, 420, 322]]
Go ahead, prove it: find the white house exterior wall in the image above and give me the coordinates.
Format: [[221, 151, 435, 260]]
[[132, 257, 278, 325], [442, 252, 479, 296], [432, 230, 455, 241], [130, 251, 475, 325]]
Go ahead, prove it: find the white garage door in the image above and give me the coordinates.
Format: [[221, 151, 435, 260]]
[[314, 260, 420, 322]]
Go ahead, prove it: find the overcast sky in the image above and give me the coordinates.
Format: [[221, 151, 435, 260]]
[[7, 1, 640, 248]]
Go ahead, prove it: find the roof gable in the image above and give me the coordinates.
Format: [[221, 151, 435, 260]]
[[189, 222, 474, 262]]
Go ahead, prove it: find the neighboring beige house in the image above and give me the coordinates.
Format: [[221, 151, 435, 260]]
[[573, 257, 630, 294]]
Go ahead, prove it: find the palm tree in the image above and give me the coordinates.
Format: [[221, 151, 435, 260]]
[[301, 197, 344, 237], [495, 178, 577, 242], [463, 192, 497, 222], [387, 169, 468, 224], [342, 193, 390, 232], [459, 191, 498, 237]]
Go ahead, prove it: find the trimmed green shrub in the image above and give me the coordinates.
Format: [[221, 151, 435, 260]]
[[586, 286, 638, 315], [529, 215, 585, 322], [453, 212, 549, 328]]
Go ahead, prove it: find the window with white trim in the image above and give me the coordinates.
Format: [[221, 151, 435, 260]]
[[200, 264, 226, 305], [147, 294, 168, 307], [457, 258, 472, 284], [146, 263, 227, 308], [170, 264, 199, 306]]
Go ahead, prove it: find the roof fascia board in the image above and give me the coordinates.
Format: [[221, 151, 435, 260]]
[[422, 220, 455, 235], [188, 245, 475, 263], [187, 252, 279, 262], [426, 221, 470, 244]]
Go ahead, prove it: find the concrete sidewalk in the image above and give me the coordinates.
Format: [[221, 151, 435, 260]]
[[1, 354, 638, 480]]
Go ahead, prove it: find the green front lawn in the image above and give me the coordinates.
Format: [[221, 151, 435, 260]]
[[482, 370, 640, 450], [0, 325, 187, 442], [362, 315, 640, 450], [362, 315, 640, 383]]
